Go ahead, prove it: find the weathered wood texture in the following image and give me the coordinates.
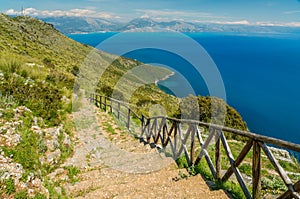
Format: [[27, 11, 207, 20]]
[[90, 93, 300, 199], [252, 141, 261, 199]]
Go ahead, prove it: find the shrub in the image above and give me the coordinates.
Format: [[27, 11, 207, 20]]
[[64, 166, 80, 184], [43, 57, 54, 68], [262, 176, 286, 195], [175, 155, 188, 169], [33, 193, 47, 199], [14, 190, 28, 199], [177, 159, 246, 199], [239, 163, 252, 176], [71, 65, 79, 76], [0, 73, 63, 125], [2, 130, 40, 172], [5, 178, 15, 195], [0, 60, 21, 74]]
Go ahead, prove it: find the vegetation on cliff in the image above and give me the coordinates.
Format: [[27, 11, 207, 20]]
[[0, 13, 248, 198]]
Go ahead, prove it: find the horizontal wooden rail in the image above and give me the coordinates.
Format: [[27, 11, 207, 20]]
[[89, 93, 300, 199]]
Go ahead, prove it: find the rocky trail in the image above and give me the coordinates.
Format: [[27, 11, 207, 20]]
[[58, 98, 229, 198]]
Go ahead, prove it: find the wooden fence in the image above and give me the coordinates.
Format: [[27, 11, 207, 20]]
[[89, 93, 300, 199]]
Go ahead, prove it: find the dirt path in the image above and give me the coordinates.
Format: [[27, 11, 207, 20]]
[[61, 97, 229, 199]]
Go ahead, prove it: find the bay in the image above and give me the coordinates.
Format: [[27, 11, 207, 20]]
[[68, 32, 300, 144]]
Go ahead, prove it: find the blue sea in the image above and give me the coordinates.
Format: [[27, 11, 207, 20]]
[[68, 32, 300, 144]]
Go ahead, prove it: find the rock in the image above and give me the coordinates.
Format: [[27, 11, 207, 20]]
[[46, 139, 59, 151], [28, 188, 35, 197], [31, 125, 40, 130], [32, 178, 42, 188], [13, 106, 32, 119], [55, 187, 62, 195], [269, 146, 293, 163], [19, 182, 28, 189], [27, 173, 34, 182], [33, 117, 38, 125], [12, 133, 22, 145], [46, 149, 61, 164], [61, 95, 70, 103], [0, 120, 23, 146], [54, 127, 61, 137], [63, 134, 71, 146], [48, 168, 65, 180], [0, 153, 24, 181], [44, 128, 57, 137], [1, 172, 10, 180]]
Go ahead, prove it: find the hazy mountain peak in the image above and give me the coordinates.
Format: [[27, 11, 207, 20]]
[[11, 15, 300, 34]]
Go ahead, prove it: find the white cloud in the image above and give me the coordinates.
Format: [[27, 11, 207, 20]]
[[255, 21, 300, 27], [284, 10, 300, 14], [5, 8, 120, 19], [193, 19, 300, 27], [205, 20, 251, 25], [135, 9, 226, 21], [6, 9, 19, 15], [135, 9, 300, 27]]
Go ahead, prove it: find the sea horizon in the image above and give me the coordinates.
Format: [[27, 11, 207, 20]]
[[68, 31, 300, 144]]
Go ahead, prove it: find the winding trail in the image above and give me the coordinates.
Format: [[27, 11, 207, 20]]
[[62, 97, 229, 198]]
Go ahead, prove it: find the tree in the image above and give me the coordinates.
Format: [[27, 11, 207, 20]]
[[179, 95, 200, 120]]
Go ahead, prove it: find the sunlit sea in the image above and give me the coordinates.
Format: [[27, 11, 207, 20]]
[[68, 32, 300, 144]]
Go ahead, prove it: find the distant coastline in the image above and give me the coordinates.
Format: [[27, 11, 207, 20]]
[[68, 31, 300, 144], [155, 71, 175, 86]]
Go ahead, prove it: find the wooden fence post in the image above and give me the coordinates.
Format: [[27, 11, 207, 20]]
[[190, 125, 196, 165], [126, 108, 131, 129], [147, 118, 151, 143], [117, 102, 120, 119], [215, 132, 221, 180], [163, 122, 168, 147], [253, 141, 261, 199], [141, 115, 144, 135], [110, 99, 113, 113], [100, 96, 102, 109], [104, 97, 107, 111], [95, 95, 99, 107]]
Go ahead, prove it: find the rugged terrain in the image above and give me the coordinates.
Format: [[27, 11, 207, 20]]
[[0, 13, 253, 198], [37, 16, 300, 34], [61, 97, 229, 199]]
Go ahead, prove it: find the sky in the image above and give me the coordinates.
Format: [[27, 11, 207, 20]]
[[1, 0, 300, 26]]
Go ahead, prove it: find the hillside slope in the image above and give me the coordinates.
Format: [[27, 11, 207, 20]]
[[0, 14, 91, 71], [0, 13, 174, 198], [0, 13, 247, 129], [0, 14, 248, 198]]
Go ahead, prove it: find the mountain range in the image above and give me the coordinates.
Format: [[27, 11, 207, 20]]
[[37, 16, 300, 34]]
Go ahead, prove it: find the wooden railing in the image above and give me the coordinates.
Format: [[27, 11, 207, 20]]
[[89, 93, 300, 199]]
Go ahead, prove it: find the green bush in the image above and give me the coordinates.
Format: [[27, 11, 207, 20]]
[[2, 130, 40, 172], [33, 193, 47, 199], [64, 166, 80, 184], [175, 155, 188, 169], [5, 178, 15, 195], [70, 65, 79, 76], [0, 60, 21, 74], [43, 57, 54, 68], [14, 190, 28, 199], [175, 158, 246, 199], [239, 163, 252, 176], [215, 181, 246, 199], [262, 176, 286, 195], [0, 73, 63, 125]]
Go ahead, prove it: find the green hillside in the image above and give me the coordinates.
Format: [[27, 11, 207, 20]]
[[0, 14, 248, 198], [0, 13, 247, 129], [0, 14, 180, 198]]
